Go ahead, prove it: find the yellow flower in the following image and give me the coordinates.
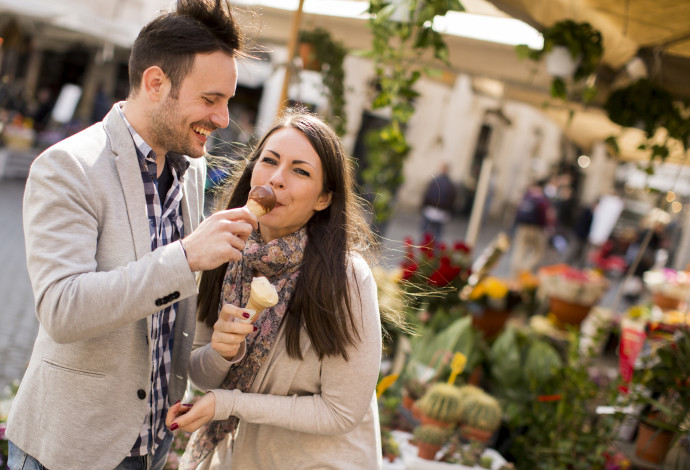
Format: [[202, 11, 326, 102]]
[[485, 277, 509, 299]]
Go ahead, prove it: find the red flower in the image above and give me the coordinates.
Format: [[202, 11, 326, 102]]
[[401, 261, 419, 281], [453, 241, 471, 253], [428, 257, 461, 286]]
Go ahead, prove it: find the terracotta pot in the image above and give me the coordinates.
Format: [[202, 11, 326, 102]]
[[635, 422, 675, 464], [402, 395, 415, 411], [419, 413, 454, 428], [417, 441, 442, 460], [472, 309, 510, 339], [652, 292, 681, 311], [549, 297, 592, 326], [461, 425, 493, 443], [298, 42, 321, 71]]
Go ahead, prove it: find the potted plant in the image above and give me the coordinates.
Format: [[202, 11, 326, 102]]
[[643, 269, 690, 311], [537, 264, 609, 326], [381, 428, 401, 463], [604, 79, 690, 165], [516, 20, 603, 102], [466, 276, 519, 339], [413, 424, 450, 460], [458, 390, 503, 443], [415, 383, 464, 427], [297, 28, 348, 136], [628, 327, 690, 464]]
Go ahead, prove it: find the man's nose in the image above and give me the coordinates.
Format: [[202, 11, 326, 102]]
[[211, 104, 230, 130]]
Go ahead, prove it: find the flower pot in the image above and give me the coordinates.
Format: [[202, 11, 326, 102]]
[[634, 422, 675, 464], [416, 441, 442, 460], [402, 394, 415, 411], [461, 425, 493, 443], [651, 292, 681, 311], [419, 413, 454, 429], [472, 309, 510, 339], [297, 42, 321, 71], [549, 297, 592, 326], [545, 45, 581, 78]]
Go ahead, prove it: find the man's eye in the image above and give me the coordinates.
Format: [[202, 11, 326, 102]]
[[203, 97, 214, 104]]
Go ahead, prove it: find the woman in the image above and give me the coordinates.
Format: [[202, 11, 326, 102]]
[[168, 110, 384, 469]]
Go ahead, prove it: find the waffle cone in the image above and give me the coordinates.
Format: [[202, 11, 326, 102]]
[[246, 199, 268, 218], [238, 277, 278, 323]]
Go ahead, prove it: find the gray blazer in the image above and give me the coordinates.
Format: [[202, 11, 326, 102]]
[[6, 103, 206, 470]]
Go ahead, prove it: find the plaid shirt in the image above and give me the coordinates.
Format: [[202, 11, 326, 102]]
[[116, 105, 189, 456]]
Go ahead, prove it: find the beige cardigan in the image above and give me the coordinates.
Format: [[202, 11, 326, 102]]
[[187, 254, 383, 469]]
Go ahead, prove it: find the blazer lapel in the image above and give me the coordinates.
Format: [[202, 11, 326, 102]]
[[180, 162, 195, 237], [105, 105, 151, 261]]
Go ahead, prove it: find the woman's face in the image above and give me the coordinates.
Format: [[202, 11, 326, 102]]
[[250, 127, 332, 242]]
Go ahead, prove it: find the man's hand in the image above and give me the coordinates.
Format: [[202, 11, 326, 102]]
[[166, 393, 216, 432], [212, 303, 256, 360], [182, 208, 257, 272]]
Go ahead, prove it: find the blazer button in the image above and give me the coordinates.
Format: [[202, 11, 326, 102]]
[[171, 291, 180, 300], [137, 389, 146, 400], [155, 299, 162, 307]]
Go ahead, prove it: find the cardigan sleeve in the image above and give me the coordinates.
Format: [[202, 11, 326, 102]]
[[188, 319, 246, 392], [210, 255, 382, 435]]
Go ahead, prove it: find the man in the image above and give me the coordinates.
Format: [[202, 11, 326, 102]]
[[510, 179, 553, 275], [6, 1, 255, 469], [420, 163, 456, 243]]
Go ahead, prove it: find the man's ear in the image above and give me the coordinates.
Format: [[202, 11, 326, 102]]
[[140, 66, 169, 102], [315, 191, 333, 212]]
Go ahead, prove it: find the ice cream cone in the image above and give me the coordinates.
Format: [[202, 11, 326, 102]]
[[245, 199, 268, 218], [238, 276, 278, 323]]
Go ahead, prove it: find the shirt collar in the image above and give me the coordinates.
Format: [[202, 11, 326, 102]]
[[116, 103, 190, 179]]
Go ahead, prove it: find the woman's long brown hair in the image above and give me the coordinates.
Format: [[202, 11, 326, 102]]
[[197, 109, 379, 360]]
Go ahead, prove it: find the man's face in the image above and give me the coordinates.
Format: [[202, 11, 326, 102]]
[[150, 51, 238, 158]]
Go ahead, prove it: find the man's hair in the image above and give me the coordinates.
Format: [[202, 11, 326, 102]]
[[128, 0, 244, 98]]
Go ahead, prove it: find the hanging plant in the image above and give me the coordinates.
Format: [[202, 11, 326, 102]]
[[604, 79, 690, 167], [297, 28, 348, 136], [516, 20, 603, 104], [363, 0, 464, 223]]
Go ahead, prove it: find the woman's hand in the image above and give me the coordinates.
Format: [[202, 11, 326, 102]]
[[212, 303, 256, 360], [166, 393, 216, 432]]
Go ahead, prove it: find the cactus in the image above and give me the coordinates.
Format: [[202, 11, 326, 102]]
[[456, 384, 484, 400], [413, 424, 451, 445], [416, 383, 464, 423], [459, 391, 502, 433]]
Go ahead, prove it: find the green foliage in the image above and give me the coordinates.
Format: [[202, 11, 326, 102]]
[[416, 383, 465, 422], [298, 28, 348, 136], [488, 327, 624, 469], [604, 79, 690, 167], [364, 0, 464, 222], [516, 20, 603, 105], [629, 327, 690, 434]]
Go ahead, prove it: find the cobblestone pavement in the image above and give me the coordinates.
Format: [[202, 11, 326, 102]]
[[0, 179, 37, 394]]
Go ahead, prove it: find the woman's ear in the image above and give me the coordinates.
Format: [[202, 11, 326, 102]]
[[314, 191, 333, 212]]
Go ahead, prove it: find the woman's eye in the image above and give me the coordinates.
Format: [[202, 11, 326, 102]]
[[295, 168, 310, 177], [262, 157, 278, 165]]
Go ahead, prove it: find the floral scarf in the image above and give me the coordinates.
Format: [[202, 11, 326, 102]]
[[180, 227, 307, 469]]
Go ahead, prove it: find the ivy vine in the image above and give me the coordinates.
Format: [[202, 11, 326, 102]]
[[363, 0, 464, 223]]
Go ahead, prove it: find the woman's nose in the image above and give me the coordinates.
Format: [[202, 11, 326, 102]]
[[268, 170, 285, 189]]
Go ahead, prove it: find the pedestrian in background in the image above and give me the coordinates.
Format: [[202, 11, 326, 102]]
[[420, 162, 456, 244], [510, 179, 553, 274], [6, 1, 256, 469]]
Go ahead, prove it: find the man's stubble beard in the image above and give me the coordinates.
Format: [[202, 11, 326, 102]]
[[150, 95, 205, 158]]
